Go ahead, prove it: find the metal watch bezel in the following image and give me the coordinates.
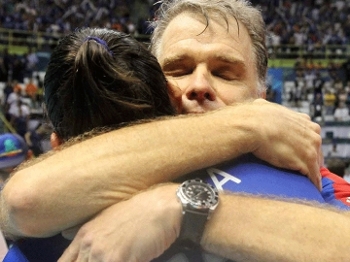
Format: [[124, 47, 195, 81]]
[[177, 178, 219, 212]]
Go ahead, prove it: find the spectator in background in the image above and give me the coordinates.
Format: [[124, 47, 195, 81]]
[[342, 58, 350, 84], [1, 49, 12, 78], [335, 89, 348, 110], [1, 80, 13, 113], [8, 99, 30, 138], [345, 81, 350, 108], [334, 101, 350, 122], [4, 0, 350, 49], [292, 69, 304, 107], [24, 48, 39, 78], [315, 61, 324, 70], [34, 74, 44, 107], [333, 76, 344, 94], [11, 55, 25, 83], [0, 133, 30, 261], [0, 57, 8, 83], [304, 68, 317, 99], [327, 61, 341, 82], [327, 143, 342, 158], [0, 0, 349, 53], [24, 123, 51, 157], [313, 71, 324, 96], [5, 80, 22, 120], [323, 88, 336, 115], [24, 77, 38, 108], [311, 92, 324, 122]]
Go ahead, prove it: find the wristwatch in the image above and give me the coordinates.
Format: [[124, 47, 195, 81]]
[[176, 178, 219, 249]]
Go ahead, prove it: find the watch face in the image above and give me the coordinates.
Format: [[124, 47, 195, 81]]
[[180, 179, 219, 209]]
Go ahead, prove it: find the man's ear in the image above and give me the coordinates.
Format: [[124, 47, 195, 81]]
[[50, 132, 62, 149], [261, 89, 266, 99], [167, 81, 182, 113]]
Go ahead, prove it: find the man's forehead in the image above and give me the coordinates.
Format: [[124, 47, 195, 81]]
[[158, 11, 254, 66], [163, 11, 243, 41]]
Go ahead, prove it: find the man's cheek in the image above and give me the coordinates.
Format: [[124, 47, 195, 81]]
[[167, 82, 183, 114]]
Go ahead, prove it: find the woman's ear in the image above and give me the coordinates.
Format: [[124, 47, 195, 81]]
[[50, 132, 62, 149], [167, 81, 182, 113]]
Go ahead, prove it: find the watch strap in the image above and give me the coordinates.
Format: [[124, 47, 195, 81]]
[[178, 208, 208, 249]]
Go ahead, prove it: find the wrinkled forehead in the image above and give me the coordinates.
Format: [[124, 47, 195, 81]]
[[157, 10, 255, 66], [186, 10, 241, 39], [157, 9, 246, 49]]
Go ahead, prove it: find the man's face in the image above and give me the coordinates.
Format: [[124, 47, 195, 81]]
[[157, 11, 264, 114]]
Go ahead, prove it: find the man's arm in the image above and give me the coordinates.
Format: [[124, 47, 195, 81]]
[[58, 184, 350, 262], [1, 100, 322, 238], [204, 193, 350, 261]]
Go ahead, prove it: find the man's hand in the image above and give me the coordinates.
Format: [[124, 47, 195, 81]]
[[58, 184, 181, 262], [245, 99, 322, 189]]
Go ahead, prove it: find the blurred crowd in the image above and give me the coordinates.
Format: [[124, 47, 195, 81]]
[[0, 0, 159, 36], [0, 45, 45, 154], [252, 0, 350, 50], [285, 57, 350, 123], [0, 0, 349, 46], [0, 73, 48, 157]]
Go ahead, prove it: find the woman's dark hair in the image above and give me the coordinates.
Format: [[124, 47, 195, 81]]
[[44, 28, 176, 141]]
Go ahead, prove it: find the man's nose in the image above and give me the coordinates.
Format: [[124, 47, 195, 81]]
[[184, 69, 216, 102]]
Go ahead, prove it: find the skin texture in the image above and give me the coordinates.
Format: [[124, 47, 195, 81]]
[[158, 11, 260, 113], [59, 185, 350, 262], [58, 184, 181, 262], [0, 9, 336, 262]]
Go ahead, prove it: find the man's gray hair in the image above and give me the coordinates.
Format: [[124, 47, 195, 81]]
[[150, 0, 268, 95]]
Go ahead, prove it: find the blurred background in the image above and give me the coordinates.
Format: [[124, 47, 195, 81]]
[[0, 0, 350, 180]]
